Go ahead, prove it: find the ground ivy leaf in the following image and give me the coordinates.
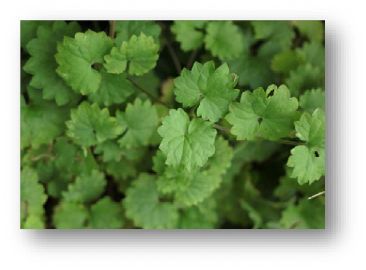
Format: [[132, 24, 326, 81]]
[[287, 109, 325, 184], [88, 71, 135, 106], [114, 21, 161, 46], [21, 167, 47, 228], [204, 21, 244, 60], [21, 101, 68, 149], [66, 102, 123, 147], [116, 99, 159, 148], [123, 173, 178, 229], [56, 30, 113, 94], [171, 21, 206, 51], [62, 170, 106, 203], [299, 88, 325, 112], [53, 202, 88, 229], [174, 61, 239, 122], [23, 21, 81, 105], [226, 85, 299, 141], [157, 108, 217, 171], [89, 196, 124, 229], [104, 33, 159, 76]]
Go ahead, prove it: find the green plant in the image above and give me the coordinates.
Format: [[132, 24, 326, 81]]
[[20, 20, 325, 229]]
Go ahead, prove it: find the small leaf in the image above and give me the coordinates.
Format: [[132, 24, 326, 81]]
[[90, 197, 124, 229], [158, 108, 217, 171], [53, 202, 88, 229], [171, 21, 206, 51], [56, 30, 113, 94], [66, 102, 123, 147]]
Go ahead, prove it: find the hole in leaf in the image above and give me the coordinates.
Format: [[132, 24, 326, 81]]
[[267, 89, 275, 97], [258, 117, 263, 124], [314, 150, 319, 157], [91, 63, 103, 71]]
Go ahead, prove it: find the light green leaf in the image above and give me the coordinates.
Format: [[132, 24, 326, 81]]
[[158, 108, 217, 171], [226, 85, 299, 140], [104, 33, 159, 76], [53, 202, 88, 229], [116, 99, 159, 148], [115, 21, 161, 46], [56, 30, 113, 94], [174, 61, 239, 122], [90, 197, 124, 229], [123, 173, 179, 229], [171, 21, 206, 51], [62, 170, 106, 203], [287, 109, 325, 184], [66, 102, 123, 147], [204, 21, 244, 60], [179, 198, 218, 229]]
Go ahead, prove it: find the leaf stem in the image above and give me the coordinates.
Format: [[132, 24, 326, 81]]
[[109, 20, 116, 38], [308, 191, 325, 200], [127, 77, 168, 107], [186, 49, 198, 69], [165, 38, 181, 74]]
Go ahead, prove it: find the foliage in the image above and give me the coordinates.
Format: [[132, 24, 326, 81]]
[[21, 20, 325, 229]]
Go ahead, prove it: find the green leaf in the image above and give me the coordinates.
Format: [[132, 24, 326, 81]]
[[171, 21, 206, 51], [293, 21, 324, 43], [21, 167, 47, 228], [90, 197, 124, 229], [23, 21, 81, 105], [280, 198, 325, 229], [116, 99, 159, 148], [287, 109, 325, 184], [158, 108, 217, 171], [174, 61, 239, 122], [66, 102, 123, 147], [53, 202, 88, 229], [296, 42, 325, 70], [206, 136, 234, 176], [271, 50, 302, 74], [123, 173, 179, 229], [251, 21, 294, 51], [21, 20, 51, 51], [226, 85, 299, 140], [62, 170, 106, 203], [179, 198, 218, 228], [56, 30, 113, 94], [104, 33, 159, 76], [299, 88, 325, 112], [204, 21, 244, 60], [94, 140, 123, 162], [285, 64, 324, 96], [114, 21, 161, 46], [88, 71, 135, 106], [21, 101, 68, 149]]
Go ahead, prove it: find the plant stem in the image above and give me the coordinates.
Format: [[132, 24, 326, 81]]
[[109, 20, 116, 38], [213, 124, 231, 133], [186, 49, 198, 69], [308, 191, 325, 200], [127, 77, 168, 106], [165, 38, 181, 74]]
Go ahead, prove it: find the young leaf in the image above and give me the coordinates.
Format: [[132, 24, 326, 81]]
[[123, 173, 178, 229], [226, 85, 299, 141], [157, 108, 217, 171], [56, 30, 113, 94], [66, 102, 123, 147], [299, 88, 325, 112], [171, 21, 206, 51], [174, 61, 239, 122], [104, 33, 159, 76], [23, 21, 81, 105], [116, 99, 159, 148], [204, 21, 244, 60]]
